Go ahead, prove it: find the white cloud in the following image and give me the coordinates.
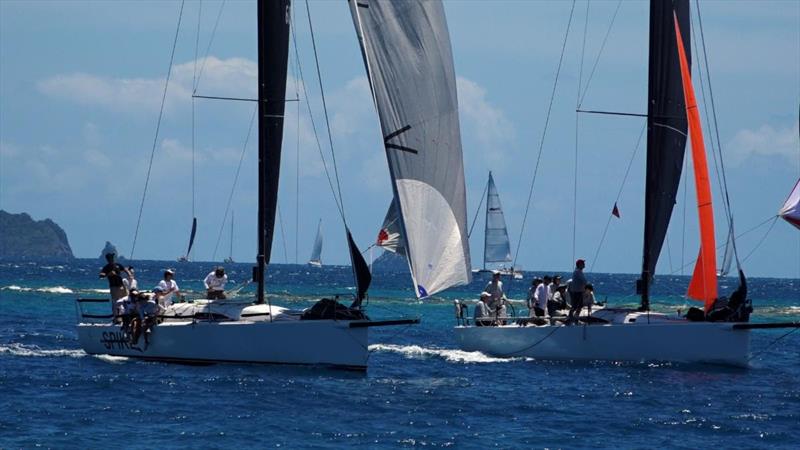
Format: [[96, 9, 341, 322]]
[[727, 122, 800, 165], [456, 77, 515, 166]]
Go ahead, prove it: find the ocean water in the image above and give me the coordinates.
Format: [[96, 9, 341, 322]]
[[1, 260, 798, 448]]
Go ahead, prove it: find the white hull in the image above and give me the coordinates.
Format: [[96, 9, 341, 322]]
[[455, 318, 750, 367], [308, 260, 322, 268], [78, 319, 368, 369]]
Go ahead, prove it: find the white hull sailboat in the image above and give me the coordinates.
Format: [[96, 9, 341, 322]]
[[453, 0, 798, 367], [471, 172, 522, 279], [77, 0, 417, 370], [308, 219, 323, 268]]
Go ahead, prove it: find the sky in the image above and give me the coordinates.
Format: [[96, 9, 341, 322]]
[[1, 0, 798, 281]]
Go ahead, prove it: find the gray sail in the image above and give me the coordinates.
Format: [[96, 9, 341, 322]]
[[309, 219, 323, 266], [717, 227, 733, 277], [376, 198, 405, 256], [350, 0, 471, 298], [483, 172, 512, 266]]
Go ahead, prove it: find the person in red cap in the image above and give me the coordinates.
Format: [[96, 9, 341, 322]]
[[567, 259, 588, 324]]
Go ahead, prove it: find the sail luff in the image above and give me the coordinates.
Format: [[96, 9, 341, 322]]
[[349, 0, 471, 298], [674, 13, 718, 309], [640, 0, 691, 310]]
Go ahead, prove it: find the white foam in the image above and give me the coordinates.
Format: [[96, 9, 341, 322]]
[[93, 354, 130, 364], [369, 344, 525, 364], [2, 285, 74, 294], [0, 343, 86, 358]]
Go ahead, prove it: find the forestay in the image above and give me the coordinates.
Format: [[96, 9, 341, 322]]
[[484, 172, 512, 266], [350, 0, 471, 297]]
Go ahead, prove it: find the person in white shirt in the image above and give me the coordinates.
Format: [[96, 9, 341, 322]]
[[156, 269, 180, 307], [204, 267, 228, 299], [534, 277, 549, 318], [526, 278, 539, 314], [122, 266, 138, 292], [483, 272, 505, 310], [474, 293, 492, 326]]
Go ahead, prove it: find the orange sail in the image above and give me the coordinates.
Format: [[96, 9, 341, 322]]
[[673, 14, 717, 310]]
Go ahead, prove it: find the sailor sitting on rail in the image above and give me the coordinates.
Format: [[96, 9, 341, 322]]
[[474, 292, 492, 326], [116, 288, 139, 332]]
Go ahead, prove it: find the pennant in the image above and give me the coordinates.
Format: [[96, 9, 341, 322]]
[[612, 202, 620, 218]]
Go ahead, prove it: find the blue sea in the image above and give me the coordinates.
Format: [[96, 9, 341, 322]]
[[1, 260, 798, 448]]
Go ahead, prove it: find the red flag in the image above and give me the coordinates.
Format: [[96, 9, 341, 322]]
[[612, 202, 620, 218]]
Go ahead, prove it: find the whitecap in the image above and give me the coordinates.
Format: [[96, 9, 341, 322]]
[[37, 286, 74, 294], [3, 285, 31, 291], [93, 354, 130, 364], [0, 343, 86, 358], [369, 344, 526, 364]]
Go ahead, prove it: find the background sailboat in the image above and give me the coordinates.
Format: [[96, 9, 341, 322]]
[[223, 211, 235, 264], [471, 172, 521, 278], [308, 219, 323, 267]]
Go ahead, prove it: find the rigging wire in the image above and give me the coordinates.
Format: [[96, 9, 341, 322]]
[[467, 178, 489, 239], [512, 0, 577, 268], [304, 0, 347, 223], [681, 145, 689, 275], [290, 3, 346, 222], [130, 0, 185, 259], [277, 203, 290, 263], [572, 0, 590, 265], [577, 0, 623, 108], [212, 106, 257, 261], [589, 122, 646, 272], [189, 0, 202, 260], [194, 0, 227, 95], [694, 0, 741, 267], [290, 20, 301, 265]]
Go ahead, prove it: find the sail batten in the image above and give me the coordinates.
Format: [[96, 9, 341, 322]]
[[640, 0, 691, 309], [484, 172, 512, 266], [674, 13, 718, 309], [350, 0, 471, 298]]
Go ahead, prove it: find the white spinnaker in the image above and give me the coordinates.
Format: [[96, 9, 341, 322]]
[[350, 0, 471, 297]]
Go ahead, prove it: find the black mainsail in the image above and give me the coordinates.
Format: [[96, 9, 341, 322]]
[[256, 0, 291, 304], [639, 0, 691, 310]]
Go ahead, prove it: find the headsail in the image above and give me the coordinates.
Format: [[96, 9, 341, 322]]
[[484, 172, 512, 268], [350, 0, 471, 297], [779, 179, 800, 230], [718, 228, 734, 277], [376, 198, 406, 256], [674, 13, 718, 309], [309, 219, 323, 265], [639, 0, 691, 310]]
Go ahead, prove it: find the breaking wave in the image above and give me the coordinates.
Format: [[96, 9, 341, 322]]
[[2, 285, 74, 294], [369, 344, 527, 364], [0, 343, 86, 358]]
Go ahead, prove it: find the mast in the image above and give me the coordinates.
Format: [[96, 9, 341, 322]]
[[255, 0, 291, 304], [483, 173, 489, 271], [639, 0, 690, 310], [229, 210, 234, 261]]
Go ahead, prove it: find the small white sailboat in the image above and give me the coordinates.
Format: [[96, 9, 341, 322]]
[[308, 219, 323, 267], [454, 0, 798, 367], [176, 217, 197, 262], [223, 210, 235, 264], [76, 0, 418, 370], [471, 172, 522, 279]]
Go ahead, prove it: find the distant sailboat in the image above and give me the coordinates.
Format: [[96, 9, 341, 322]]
[[308, 219, 323, 267], [224, 211, 235, 264], [177, 217, 197, 262], [472, 172, 521, 279]]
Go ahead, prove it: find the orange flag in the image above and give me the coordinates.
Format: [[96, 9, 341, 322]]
[[674, 13, 718, 310]]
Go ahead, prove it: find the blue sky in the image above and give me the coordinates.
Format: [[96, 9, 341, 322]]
[[1, 0, 798, 280]]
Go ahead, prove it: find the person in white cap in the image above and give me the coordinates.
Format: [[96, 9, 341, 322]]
[[474, 292, 492, 326], [156, 269, 180, 308]]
